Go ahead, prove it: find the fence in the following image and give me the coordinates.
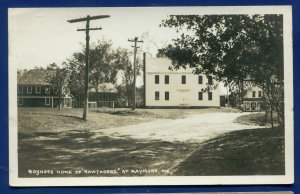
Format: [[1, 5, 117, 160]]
[[72, 101, 116, 108]]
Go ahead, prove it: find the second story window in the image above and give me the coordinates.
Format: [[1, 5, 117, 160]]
[[53, 86, 58, 94], [198, 76, 203, 84], [27, 86, 32, 94], [45, 86, 50, 94], [18, 97, 23, 105], [208, 92, 213, 101], [182, 75, 186, 84], [18, 86, 23, 94], [252, 91, 256, 98], [165, 75, 169, 84], [155, 91, 159, 100], [36, 86, 41, 94], [208, 76, 213, 85], [258, 91, 262, 97], [155, 75, 159, 84]]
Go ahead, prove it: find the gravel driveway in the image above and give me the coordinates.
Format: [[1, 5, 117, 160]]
[[97, 112, 265, 143]]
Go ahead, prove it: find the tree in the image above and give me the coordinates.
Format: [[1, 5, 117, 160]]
[[116, 55, 143, 108], [46, 63, 71, 110], [64, 39, 140, 108], [159, 14, 284, 125]]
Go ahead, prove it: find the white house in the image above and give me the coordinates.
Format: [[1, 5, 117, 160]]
[[144, 55, 221, 108], [243, 86, 264, 111]]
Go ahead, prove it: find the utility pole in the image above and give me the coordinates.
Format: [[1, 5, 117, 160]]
[[128, 37, 143, 110], [68, 15, 110, 121]]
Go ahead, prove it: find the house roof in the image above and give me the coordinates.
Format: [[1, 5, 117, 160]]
[[18, 69, 55, 85], [89, 83, 118, 93], [145, 57, 194, 73]]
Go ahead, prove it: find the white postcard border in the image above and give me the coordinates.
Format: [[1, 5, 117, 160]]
[[9, 5, 294, 186]]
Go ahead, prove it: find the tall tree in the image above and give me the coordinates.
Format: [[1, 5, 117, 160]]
[[65, 39, 140, 107], [46, 63, 71, 110], [159, 14, 284, 124]]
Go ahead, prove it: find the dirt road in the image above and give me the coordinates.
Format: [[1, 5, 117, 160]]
[[19, 111, 266, 177], [98, 112, 265, 143]]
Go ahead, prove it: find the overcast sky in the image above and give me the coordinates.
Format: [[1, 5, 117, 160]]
[[9, 6, 287, 70], [9, 7, 185, 70]]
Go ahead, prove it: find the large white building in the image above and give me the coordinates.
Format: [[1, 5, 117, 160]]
[[144, 56, 221, 108]]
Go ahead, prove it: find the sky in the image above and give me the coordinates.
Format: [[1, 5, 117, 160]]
[[9, 6, 289, 94], [9, 6, 287, 70], [9, 7, 184, 70]]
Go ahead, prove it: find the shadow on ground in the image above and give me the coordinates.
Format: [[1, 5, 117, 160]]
[[173, 127, 285, 175], [18, 130, 197, 177], [18, 127, 285, 177]]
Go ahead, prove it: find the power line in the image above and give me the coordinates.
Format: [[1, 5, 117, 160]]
[[68, 15, 110, 121], [128, 37, 143, 110]]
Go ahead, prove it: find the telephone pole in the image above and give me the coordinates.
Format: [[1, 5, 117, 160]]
[[68, 15, 110, 121], [128, 37, 143, 110]]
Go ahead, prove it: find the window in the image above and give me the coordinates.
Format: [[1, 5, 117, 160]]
[[155, 75, 159, 84], [18, 86, 23, 94], [251, 102, 256, 110], [155, 91, 159, 100], [45, 98, 51, 105], [165, 92, 169, 101], [245, 102, 250, 110], [252, 91, 256, 98], [104, 93, 109, 99], [258, 91, 262, 97], [45, 86, 50, 94], [181, 75, 186, 84], [36, 86, 41, 94], [198, 76, 203, 84], [208, 92, 213, 100], [18, 98, 23, 105], [165, 75, 169, 84], [53, 86, 57, 94], [198, 92, 203, 100], [208, 76, 213, 85], [27, 86, 32, 94]]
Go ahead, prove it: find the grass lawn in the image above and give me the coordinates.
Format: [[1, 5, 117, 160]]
[[234, 111, 281, 126], [18, 107, 238, 133], [174, 127, 284, 175]]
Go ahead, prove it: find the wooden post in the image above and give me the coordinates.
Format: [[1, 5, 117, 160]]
[[82, 17, 90, 121], [128, 37, 143, 110], [68, 14, 110, 121]]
